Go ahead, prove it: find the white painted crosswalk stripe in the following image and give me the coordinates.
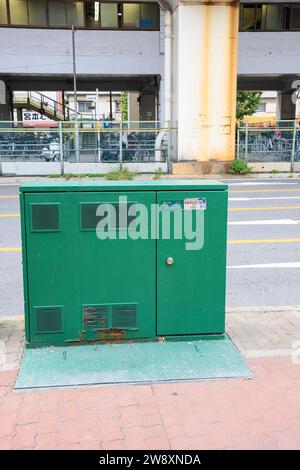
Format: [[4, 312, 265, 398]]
[[228, 262, 300, 269], [229, 182, 298, 186], [229, 197, 300, 201], [228, 219, 299, 225]]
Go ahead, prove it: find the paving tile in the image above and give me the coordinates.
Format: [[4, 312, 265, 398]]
[[2, 310, 300, 451]]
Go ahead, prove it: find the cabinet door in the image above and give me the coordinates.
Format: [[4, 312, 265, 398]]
[[24, 191, 156, 345], [156, 190, 228, 336]]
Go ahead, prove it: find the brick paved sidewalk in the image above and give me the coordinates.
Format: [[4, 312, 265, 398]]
[[1, 307, 300, 450]]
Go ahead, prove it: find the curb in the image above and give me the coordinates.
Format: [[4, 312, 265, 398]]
[[1, 306, 300, 323], [226, 305, 300, 314], [1, 173, 300, 185], [0, 315, 24, 322]]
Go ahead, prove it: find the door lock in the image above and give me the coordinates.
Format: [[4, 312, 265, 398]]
[[166, 257, 174, 265]]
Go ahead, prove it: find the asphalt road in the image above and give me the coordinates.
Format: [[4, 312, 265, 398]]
[[0, 177, 300, 317]]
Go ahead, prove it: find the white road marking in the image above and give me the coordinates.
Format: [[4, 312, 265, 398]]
[[228, 262, 300, 269], [229, 197, 300, 201], [229, 182, 298, 186], [228, 219, 299, 225]]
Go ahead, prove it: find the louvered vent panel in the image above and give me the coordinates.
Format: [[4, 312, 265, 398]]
[[31, 204, 59, 231], [81, 203, 136, 229], [35, 307, 62, 333], [112, 305, 137, 329], [81, 204, 100, 229], [83, 306, 109, 331]]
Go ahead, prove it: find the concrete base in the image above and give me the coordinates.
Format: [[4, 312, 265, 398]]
[[172, 161, 232, 176], [249, 162, 300, 173], [0, 162, 168, 176]]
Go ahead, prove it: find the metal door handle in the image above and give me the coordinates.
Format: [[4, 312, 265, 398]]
[[166, 257, 174, 265]]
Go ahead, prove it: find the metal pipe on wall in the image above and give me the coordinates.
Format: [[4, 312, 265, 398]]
[[158, 1, 172, 124]]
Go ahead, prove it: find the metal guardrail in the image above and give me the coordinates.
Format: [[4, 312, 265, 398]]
[[0, 121, 178, 175], [236, 121, 300, 171]]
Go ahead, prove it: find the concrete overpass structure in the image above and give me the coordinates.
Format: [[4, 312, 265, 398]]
[[0, 0, 300, 165]]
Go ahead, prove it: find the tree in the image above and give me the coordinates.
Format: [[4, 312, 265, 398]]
[[236, 91, 262, 121], [120, 92, 128, 121]]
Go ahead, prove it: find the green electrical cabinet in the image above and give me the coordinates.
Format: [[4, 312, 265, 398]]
[[20, 180, 228, 347]]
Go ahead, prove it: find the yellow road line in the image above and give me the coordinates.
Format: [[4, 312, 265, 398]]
[[229, 206, 300, 211], [0, 196, 18, 199], [228, 238, 300, 244], [2, 238, 300, 252], [230, 189, 300, 193], [0, 247, 21, 252], [0, 213, 20, 217]]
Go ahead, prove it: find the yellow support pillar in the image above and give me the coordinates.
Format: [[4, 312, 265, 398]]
[[174, 1, 239, 170]]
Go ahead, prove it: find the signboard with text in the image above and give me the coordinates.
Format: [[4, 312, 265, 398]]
[[22, 110, 57, 127]]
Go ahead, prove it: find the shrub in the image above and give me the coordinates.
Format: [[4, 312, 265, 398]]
[[230, 159, 252, 175]]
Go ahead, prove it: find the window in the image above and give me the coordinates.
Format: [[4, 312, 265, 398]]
[[240, 5, 256, 31], [141, 3, 158, 29], [1, 1, 160, 30], [28, 0, 47, 26], [9, 0, 29, 24], [240, 3, 300, 32], [100, 3, 118, 28], [78, 101, 93, 113], [48, 1, 66, 27], [123, 3, 140, 28], [291, 6, 300, 29], [257, 102, 266, 113], [265, 5, 281, 30], [0, 0, 8, 24], [66, 2, 85, 27], [85, 1, 101, 28], [240, 4, 263, 31]]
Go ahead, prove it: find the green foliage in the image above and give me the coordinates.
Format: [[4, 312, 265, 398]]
[[236, 92, 262, 121], [271, 169, 280, 174], [230, 159, 252, 175], [106, 167, 137, 180], [153, 168, 165, 180], [63, 173, 105, 180], [120, 92, 128, 121]]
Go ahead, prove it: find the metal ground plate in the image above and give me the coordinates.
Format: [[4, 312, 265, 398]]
[[14, 335, 251, 390]]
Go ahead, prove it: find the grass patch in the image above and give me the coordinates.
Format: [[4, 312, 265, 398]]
[[63, 173, 105, 180], [106, 167, 137, 180], [153, 168, 165, 180]]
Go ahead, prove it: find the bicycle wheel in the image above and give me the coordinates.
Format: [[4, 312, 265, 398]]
[[135, 148, 150, 162]]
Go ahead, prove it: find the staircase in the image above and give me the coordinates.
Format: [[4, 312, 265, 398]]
[[13, 91, 83, 121]]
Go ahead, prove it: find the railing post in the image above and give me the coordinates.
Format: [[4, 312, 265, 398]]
[[291, 119, 297, 173], [119, 120, 123, 170], [97, 121, 101, 163], [59, 122, 64, 176], [167, 121, 171, 173], [0, 141, 2, 176], [236, 124, 240, 160], [245, 122, 249, 162]]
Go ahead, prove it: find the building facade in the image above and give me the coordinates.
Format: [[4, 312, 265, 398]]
[[0, 1, 300, 163]]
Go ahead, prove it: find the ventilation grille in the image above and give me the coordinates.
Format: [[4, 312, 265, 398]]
[[81, 204, 100, 230], [81, 203, 136, 230], [35, 307, 62, 333], [83, 306, 109, 331], [112, 305, 137, 329], [82, 304, 138, 331], [31, 204, 59, 231]]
